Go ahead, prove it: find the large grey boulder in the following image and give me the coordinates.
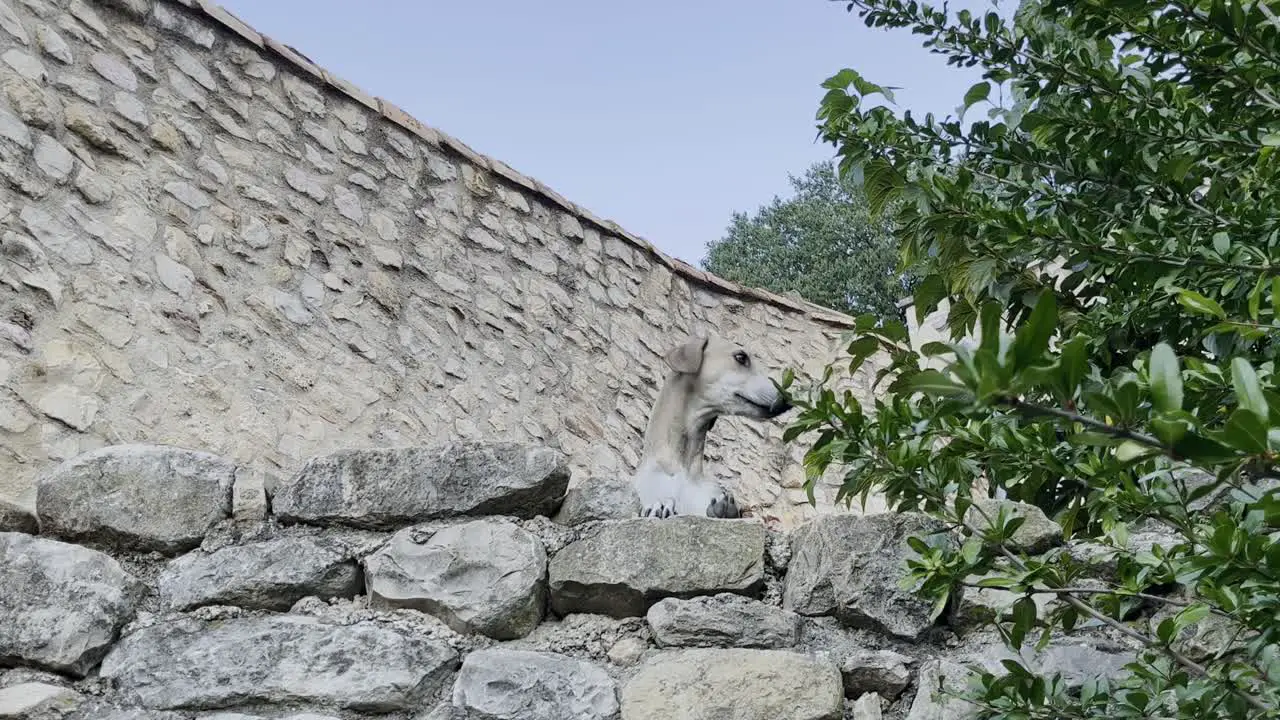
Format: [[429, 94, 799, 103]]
[[964, 499, 1061, 554], [783, 513, 957, 641], [552, 475, 640, 526], [646, 593, 800, 649], [365, 518, 547, 640], [272, 442, 570, 529], [620, 648, 843, 720], [451, 648, 619, 720], [0, 499, 37, 534], [156, 535, 362, 611], [0, 532, 144, 677], [36, 444, 237, 554], [548, 517, 765, 617], [99, 615, 458, 712]]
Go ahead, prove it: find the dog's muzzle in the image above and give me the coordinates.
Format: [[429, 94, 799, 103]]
[[739, 393, 793, 418], [764, 397, 793, 418]]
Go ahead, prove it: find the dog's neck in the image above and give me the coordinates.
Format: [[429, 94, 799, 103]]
[[640, 372, 718, 476]]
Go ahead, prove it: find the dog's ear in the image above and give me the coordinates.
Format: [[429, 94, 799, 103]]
[[665, 335, 708, 374]]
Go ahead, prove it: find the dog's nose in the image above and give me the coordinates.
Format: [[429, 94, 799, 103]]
[[768, 397, 793, 417]]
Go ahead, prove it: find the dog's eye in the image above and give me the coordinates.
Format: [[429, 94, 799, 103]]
[[733, 351, 750, 366]]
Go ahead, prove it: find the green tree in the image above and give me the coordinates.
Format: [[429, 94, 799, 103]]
[[781, 0, 1280, 718], [702, 160, 912, 319]]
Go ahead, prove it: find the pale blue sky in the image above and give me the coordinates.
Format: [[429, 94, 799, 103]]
[[218, 0, 1007, 266]]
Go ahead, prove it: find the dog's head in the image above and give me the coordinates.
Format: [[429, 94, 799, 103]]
[[664, 334, 793, 420]]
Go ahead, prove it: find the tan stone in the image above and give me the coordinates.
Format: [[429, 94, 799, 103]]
[[621, 649, 843, 720]]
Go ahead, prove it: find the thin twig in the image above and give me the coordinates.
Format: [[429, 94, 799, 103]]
[[1001, 397, 1163, 448]]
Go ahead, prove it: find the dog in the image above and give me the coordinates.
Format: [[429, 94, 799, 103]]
[[632, 333, 794, 519]]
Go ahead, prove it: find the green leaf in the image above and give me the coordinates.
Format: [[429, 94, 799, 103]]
[[1248, 275, 1267, 321], [1174, 603, 1211, 631], [820, 67, 897, 103], [1263, 132, 1280, 147], [1174, 289, 1227, 319], [1058, 334, 1089, 394], [1231, 357, 1269, 421], [1170, 432, 1239, 464], [920, 341, 953, 357], [979, 300, 1003, 357], [1084, 390, 1124, 424], [1010, 595, 1037, 647], [1151, 415, 1189, 446], [1116, 440, 1158, 463], [898, 369, 967, 397], [845, 336, 881, 375], [976, 576, 1018, 589], [862, 157, 904, 217], [1147, 343, 1182, 413], [962, 81, 991, 113], [912, 274, 948, 324], [1011, 291, 1057, 371], [1223, 408, 1269, 454], [906, 536, 931, 555]]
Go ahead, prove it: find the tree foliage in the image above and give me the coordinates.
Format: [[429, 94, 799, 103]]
[[702, 160, 912, 319], [780, 0, 1280, 717]]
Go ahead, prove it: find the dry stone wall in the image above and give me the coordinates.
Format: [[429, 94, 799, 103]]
[[0, 0, 878, 527], [0, 441, 1145, 720]]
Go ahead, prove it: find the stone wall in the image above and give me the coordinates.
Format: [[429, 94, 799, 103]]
[[0, 442, 1142, 720], [0, 0, 877, 525]]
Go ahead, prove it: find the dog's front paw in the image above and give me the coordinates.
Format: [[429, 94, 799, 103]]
[[706, 486, 741, 519], [641, 499, 678, 519]]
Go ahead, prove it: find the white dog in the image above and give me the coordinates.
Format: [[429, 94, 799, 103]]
[[632, 333, 794, 519]]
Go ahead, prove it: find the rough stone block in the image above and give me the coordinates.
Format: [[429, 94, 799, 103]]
[[451, 648, 619, 720], [365, 518, 547, 640], [0, 532, 144, 677], [964, 498, 1062, 554], [783, 513, 957, 641], [840, 649, 913, 700], [905, 659, 978, 720], [156, 535, 362, 611], [272, 442, 570, 530], [99, 616, 458, 712], [646, 593, 800, 649], [552, 475, 640, 526], [548, 517, 766, 618], [620, 648, 843, 720], [36, 444, 237, 555]]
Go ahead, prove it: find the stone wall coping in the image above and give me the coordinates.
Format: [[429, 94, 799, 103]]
[[137, 0, 857, 330]]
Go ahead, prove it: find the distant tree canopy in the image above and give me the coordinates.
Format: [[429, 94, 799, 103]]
[[701, 161, 912, 320]]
